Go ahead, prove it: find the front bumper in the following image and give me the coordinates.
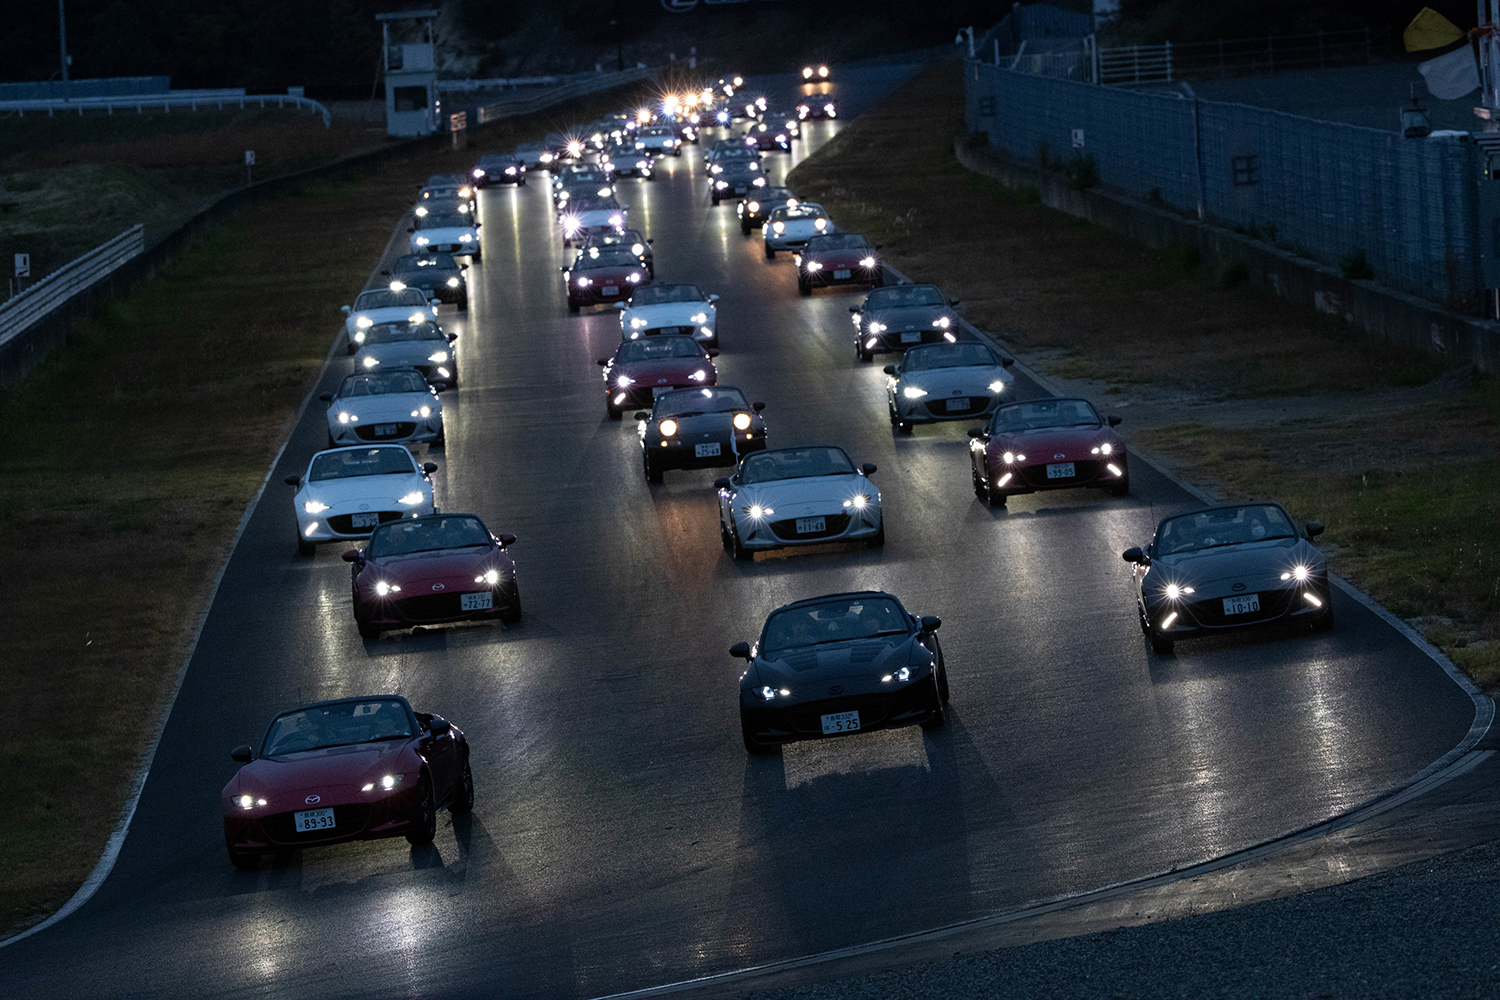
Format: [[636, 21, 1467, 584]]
[[224, 784, 423, 853], [893, 390, 1003, 423], [328, 415, 443, 448], [741, 678, 936, 746], [573, 282, 639, 305], [360, 581, 519, 629], [988, 456, 1129, 496], [1146, 579, 1332, 641], [732, 505, 881, 551], [802, 263, 880, 289], [296, 504, 431, 545], [412, 240, 479, 256], [648, 433, 764, 470]]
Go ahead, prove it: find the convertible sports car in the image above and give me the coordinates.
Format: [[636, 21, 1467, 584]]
[[795, 232, 881, 295], [322, 368, 443, 448], [706, 144, 759, 177], [620, 283, 720, 345], [418, 177, 475, 215], [598, 334, 718, 418], [410, 208, 480, 259], [715, 446, 882, 559], [802, 65, 831, 81], [341, 287, 438, 354], [564, 246, 652, 312], [383, 253, 467, 308], [967, 397, 1129, 506], [636, 124, 682, 156], [602, 139, 655, 180], [471, 152, 526, 187], [797, 98, 838, 120], [222, 695, 472, 867], [1123, 502, 1333, 653], [764, 202, 833, 257], [730, 590, 947, 753], [352, 319, 458, 390], [711, 159, 767, 205], [743, 120, 790, 153], [344, 513, 520, 636], [883, 342, 1015, 432], [850, 284, 962, 361], [634, 386, 766, 482], [737, 186, 797, 234], [286, 445, 436, 555], [578, 228, 654, 276], [560, 195, 628, 246]]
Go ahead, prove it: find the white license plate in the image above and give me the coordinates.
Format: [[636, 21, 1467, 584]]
[[795, 516, 826, 534], [1223, 594, 1261, 616], [294, 807, 335, 833], [900, 331, 921, 343], [821, 710, 860, 735], [602, 285, 620, 295], [461, 592, 493, 611], [944, 397, 969, 412], [1046, 462, 1075, 479], [350, 512, 380, 528], [695, 442, 721, 457], [371, 423, 399, 437], [833, 268, 851, 279]]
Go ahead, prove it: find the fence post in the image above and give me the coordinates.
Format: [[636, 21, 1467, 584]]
[[1132, 44, 1140, 85], [1165, 40, 1173, 82]]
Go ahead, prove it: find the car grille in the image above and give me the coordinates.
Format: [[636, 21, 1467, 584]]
[[1185, 588, 1295, 628], [262, 803, 372, 843], [785, 694, 892, 733], [647, 325, 699, 337], [922, 395, 988, 416], [394, 593, 468, 621], [1021, 459, 1102, 488], [768, 513, 851, 542], [354, 422, 417, 441], [327, 511, 404, 534]]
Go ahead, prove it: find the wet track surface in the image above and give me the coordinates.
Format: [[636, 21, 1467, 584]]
[[0, 67, 1478, 998]]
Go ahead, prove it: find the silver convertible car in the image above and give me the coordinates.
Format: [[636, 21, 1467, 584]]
[[715, 446, 882, 559], [1123, 502, 1332, 654]]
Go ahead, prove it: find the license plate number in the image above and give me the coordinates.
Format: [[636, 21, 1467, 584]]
[[1046, 462, 1075, 479], [461, 592, 493, 611], [1223, 594, 1261, 616], [294, 807, 335, 833], [602, 285, 620, 295], [350, 512, 380, 528], [371, 423, 399, 437], [833, 269, 851, 279], [695, 442, 721, 457], [795, 516, 826, 534], [944, 398, 969, 412], [821, 711, 860, 735], [900, 331, 921, 343]]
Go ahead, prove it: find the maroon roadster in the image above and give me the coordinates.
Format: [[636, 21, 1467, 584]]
[[968, 397, 1129, 506], [598, 334, 719, 419]]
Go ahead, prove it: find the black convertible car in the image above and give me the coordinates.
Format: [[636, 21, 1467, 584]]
[[383, 253, 467, 309], [634, 386, 766, 482], [730, 591, 948, 753]]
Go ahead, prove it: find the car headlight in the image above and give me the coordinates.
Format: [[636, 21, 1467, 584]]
[[814, 218, 827, 230], [659, 419, 678, 437], [459, 233, 474, 242], [1282, 566, 1312, 582], [355, 316, 373, 329], [1091, 443, 1114, 455], [374, 581, 401, 596], [690, 312, 708, 324], [805, 260, 822, 271], [471, 568, 501, 586], [761, 685, 786, 701], [362, 357, 379, 368], [988, 380, 1007, 393], [753, 177, 766, 187], [362, 773, 406, 792], [235, 794, 266, 809], [733, 412, 752, 430], [505, 166, 517, 174], [1003, 451, 1026, 464], [631, 242, 645, 255], [860, 256, 877, 268], [337, 412, 352, 424], [902, 386, 928, 399], [843, 494, 870, 509], [747, 200, 760, 214], [540, 153, 553, 162], [746, 504, 774, 519], [690, 369, 708, 381], [772, 221, 784, 233], [1163, 584, 1196, 600], [447, 277, 461, 287], [411, 406, 432, 417], [868, 321, 886, 334], [630, 318, 648, 328], [472, 168, 484, 178], [398, 491, 425, 506], [716, 180, 727, 189], [616, 375, 635, 387], [428, 350, 448, 363], [415, 236, 429, 245], [881, 667, 912, 684], [303, 500, 329, 514], [576, 276, 592, 286]]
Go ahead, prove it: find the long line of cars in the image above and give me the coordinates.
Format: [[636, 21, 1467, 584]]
[[223, 70, 1334, 868]]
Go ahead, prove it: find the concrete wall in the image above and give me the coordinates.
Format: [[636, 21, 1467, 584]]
[[954, 138, 1500, 374]]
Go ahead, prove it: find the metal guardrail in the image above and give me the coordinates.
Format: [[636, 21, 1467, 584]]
[[0, 225, 144, 353], [474, 67, 652, 124], [1, 93, 332, 128]]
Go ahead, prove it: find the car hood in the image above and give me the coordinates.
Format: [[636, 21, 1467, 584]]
[[733, 473, 870, 509], [373, 547, 503, 588], [616, 358, 716, 383], [351, 305, 433, 329], [777, 219, 832, 236], [393, 270, 458, 290], [622, 302, 713, 330], [990, 425, 1120, 461], [577, 266, 646, 283], [1152, 537, 1324, 596], [806, 249, 874, 267], [865, 305, 954, 329], [328, 393, 439, 422], [751, 635, 917, 691], [355, 341, 450, 368], [227, 742, 414, 800], [901, 366, 1013, 393], [299, 472, 424, 506]]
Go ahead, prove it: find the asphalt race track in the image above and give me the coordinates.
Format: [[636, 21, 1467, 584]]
[[0, 67, 1479, 999]]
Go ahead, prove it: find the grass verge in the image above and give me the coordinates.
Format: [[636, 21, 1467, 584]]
[[785, 62, 1500, 685], [0, 83, 657, 936]]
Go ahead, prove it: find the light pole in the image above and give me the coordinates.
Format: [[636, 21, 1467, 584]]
[[58, 0, 70, 100]]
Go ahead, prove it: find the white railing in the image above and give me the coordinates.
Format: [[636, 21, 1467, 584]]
[[1, 92, 331, 127], [474, 67, 652, 124], [0, 225, 145, 351]]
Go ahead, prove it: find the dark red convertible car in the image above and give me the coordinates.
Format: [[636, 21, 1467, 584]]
[[796, 233, 883, 295], [967, 397, 1129, 506], [563, 246, 651, 313], [344, 514, 520, 637], [221, 695, 472, 868], [598, 334, 719, 419]]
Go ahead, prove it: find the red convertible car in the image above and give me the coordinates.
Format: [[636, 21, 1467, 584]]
[[344, 514, 520, 637], [221, 695, 472, 868], [967, 397, 1129, 506], [563, 246, 651, 313], [598, 334, 719, 419], [796, 233, 883, 295]]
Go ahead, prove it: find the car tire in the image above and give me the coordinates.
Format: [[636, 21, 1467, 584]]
[[567, 296, 580, 314], [644, 451, 663, 484], [405, 774, 437, 845], [1137, 601, 1152, 635], [711, 192, 721, 206], [432, 426, 445, 448], [356, 607, 381, 640], [1150, 632, 1175, 655], [1313, 605, 1335, 632], [296, 536, 316, 557], [971, 464, 987, 499], [227, 847, 259, 871], [450, 754, 475, 814], [1109, 476, 1131, 497], [741, 219, 752, 236], [347, 340, 359, 356], [985, 483, 1008, 507], [731, 525, 753, 562], [741, 711, 778, 755], [797, 276, 811, 296], [498, 585, 521, 624], [935, 644, 950, 703], [720, 516, 733, 552], [870, 268, 884, 288], [606, 402, 622, 421], [889, 406, 911, 435], [764, 245, 775, 260], [865, 521, 886, 549], [920, 677, 946, 731], [457, 295, 469, 312]]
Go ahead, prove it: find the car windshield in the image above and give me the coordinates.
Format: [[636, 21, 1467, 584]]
[[1157, 504, 1298, 555], [478, 155, 513, 167], [572, 197, 618, 212], [903, 344, 996, 370], [337, 371, 430, 397], [739, 447, 854, 484], [806, 233, 868, 251], [393, 254, 456, 273], [618, 337, 702, 362], [581, 249, 642, 269], [776, 205, 825, 221], [307, 447, 415, 481], [262, 699, 413, 756], [590, 230, 647, 248], [719, 148, 755, 161], [362, 320, 444, 344], [990, 398, 1102, 433], [867, 285, 944, 309], [762, 597, 908, 656], [354, 288, 426, 310], [630, 284, 704, 305], [367, 515, 491, 557], [655, 387, 747, 416], [417, 213, 468, 229], [757, 188, 794, 201]]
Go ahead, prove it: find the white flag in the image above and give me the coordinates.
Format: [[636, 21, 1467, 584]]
[[1418, 45, 1480, 100]]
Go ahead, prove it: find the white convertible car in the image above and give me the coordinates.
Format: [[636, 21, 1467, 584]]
[[883, 342, 1015, 433], [715, 446, 883, 559], [286, 445, 437, 556], [561, 195, 628, 246], [351, 319, 459, 390], [340, 287, 437, 355], [619, 283, 720, 346], [764, 202, 833, 257], [410, 207, 481, 259], [322, 368, 444, 448]]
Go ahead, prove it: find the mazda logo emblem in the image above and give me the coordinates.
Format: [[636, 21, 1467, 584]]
[[829, 685, 843, 695], [432, 583, 445, 591], [1232, 582, 1245, 592], [1054, 453, 1066, 460], [305, 795, 320, 805]]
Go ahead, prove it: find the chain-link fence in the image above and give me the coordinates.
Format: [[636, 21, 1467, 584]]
[[965, 60, 1483, 310]]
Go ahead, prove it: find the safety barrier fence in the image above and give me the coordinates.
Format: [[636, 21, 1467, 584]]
[[1, 92, 332, 127]]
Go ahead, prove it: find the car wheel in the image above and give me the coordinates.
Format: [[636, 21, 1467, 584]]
[[606, 402, 622, 421], [518, 177, 526, 186], [711, 192, 721, 206], [920, 676, 946, 731], [797, 276, 811, 296], [731, 525, 753, 561], [869, 267, 885, 288], [1109, 476, 1131, 497], [1137, 600, 1152, 635], [935, 645, 950, 703], [347, 341, 359, 356], [296, 536, 316, 557], [498, 584, 521, 624], [450, 754, 475, 814], [865, 521, 886, 549], [741, 219, 752, 236], [327, 431, 337, 449], [227, 847, 259, 871], [432, 427, 445, 448], [889, 406, 911, 435], [1150, 632, 1175, 655], [567, 296, 580, 314], [643, 451, 663, 483], [971, 463, 987, 498], [1313, 605, 1335, 632], [720, 516, 733, 552], [405, 774, 437, 845], [457, 295, 469, 312], [985, 483, 1008, 507], [355, 606, 381, 639], [764, 245, 775, 260], [741, 710, 778, 755]]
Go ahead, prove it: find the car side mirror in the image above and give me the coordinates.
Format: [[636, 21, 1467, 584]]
[[706, 349, 720, 358], [429, 717, 451, 735], [615, 302, 627, 310], [498, 532, 517, 546], [597, 358, 609, 366], [920, 615, 942, 633], [318, 392, 333, 402], [646, 238, 654, 244], [422, 461, 438, 475], [861, 463, 877, 476], [341, 549, 362, 563], [729, 641, 751, 659], [1002, 357, 1015, 368], [406, 226, 414, 233], [341, 305, 352, 315], [379, 269, 391, 276], [882, 365, 897, 375], [284, 475, 300, 487], [230, 744, 253, 763], [848, 306, 860, 313], [446, 332, 458, 342], [633, 411, 649, 421], [752, 401, 765, 412], [560, 266, 569, 272], [1305, 521, 1325, 540], [1107, 415, 1122, 427], [875, 243, 883, 251], [949, 298, 961, 307], [709, 294, 719, 302], [713, 477, 732, 489], [967, 428, 988, 439], [1122, 546, 1147, 565]]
